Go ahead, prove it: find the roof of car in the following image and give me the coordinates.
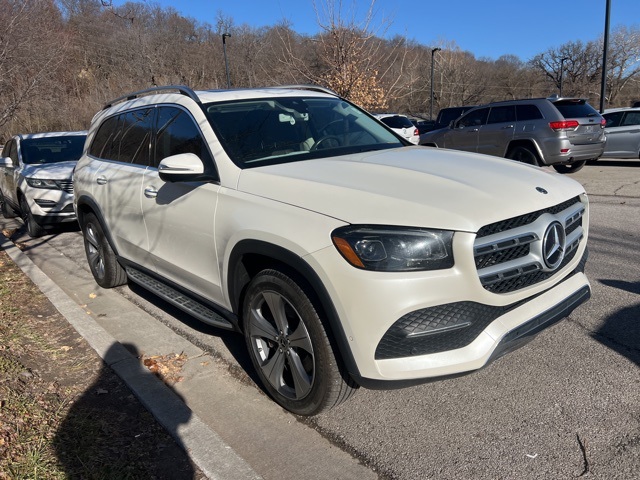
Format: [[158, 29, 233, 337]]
[[102, 85, 340, 111], [603, 107, 640, 114]]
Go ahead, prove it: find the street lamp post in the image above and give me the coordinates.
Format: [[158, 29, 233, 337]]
[[222, 33, 231, 89], [599, 0, 611, 113], [430, 47, 441, 121], [559, 57, 569, 97]]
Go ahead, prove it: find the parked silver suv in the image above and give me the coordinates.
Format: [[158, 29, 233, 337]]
[[74, 85, 591, 415], [421, 97, 606, 173]]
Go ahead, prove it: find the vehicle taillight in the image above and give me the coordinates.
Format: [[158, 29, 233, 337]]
[[413, 128, 419, 136], [600, 118, 606, 128], [549, 120, 580, 131]]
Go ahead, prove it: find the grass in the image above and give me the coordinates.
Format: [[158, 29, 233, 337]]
[[0, 250, 201, 479]]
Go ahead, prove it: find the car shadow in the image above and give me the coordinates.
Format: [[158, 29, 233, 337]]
[[591, 279, 640, 367], [53, 342, 197, 478], [587, 159, 639, 167]]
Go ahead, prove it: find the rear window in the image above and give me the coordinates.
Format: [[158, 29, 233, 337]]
[[553, 100, 600, 119], [379, 116, 414, 129]]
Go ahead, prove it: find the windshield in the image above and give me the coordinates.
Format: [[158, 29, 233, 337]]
[[553, 100, 600, 119], [205, 96, 404, 168], [21, 135, 86, 164], [379, 115, 414, 129]]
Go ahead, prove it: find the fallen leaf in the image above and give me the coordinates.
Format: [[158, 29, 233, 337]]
[[60, 346, 72, 352], [89, 293, 97, 299]]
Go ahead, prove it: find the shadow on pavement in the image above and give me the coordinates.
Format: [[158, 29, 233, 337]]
[[591, 279, 640, 367], [53, 342, 197, 479]]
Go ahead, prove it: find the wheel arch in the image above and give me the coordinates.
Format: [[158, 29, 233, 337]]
[[75, 195, 120, 256], [227, 239, 361, 379], [505, 139, 544, 164]]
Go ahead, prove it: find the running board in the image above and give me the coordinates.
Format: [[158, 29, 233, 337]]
[[126, 267, 234, 330]]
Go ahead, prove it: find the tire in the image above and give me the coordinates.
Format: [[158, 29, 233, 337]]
[[242, 269, 357, 415], [0, 190, 17, 218], [552, 160, 587, 174], [19, 195, 46, 238], [505, 145, 539, 166], [81, 212, 127, 288]]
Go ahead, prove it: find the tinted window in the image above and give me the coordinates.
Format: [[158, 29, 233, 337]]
[[516, 104, 543, 121], [553, 100, 600, 119], [621, 111, 640, 126], [3, 140, 17, 163], [154, 107, 212, 168], [458, 108, 489, 127], [89, 108, 153, 164], [487, 106, 516, 124], [603, 111, 624, 128], [20, 135, 86, 164], [380, 116, 414, 129], [89, 115, 119, 159], [116, 109, 153, 165]]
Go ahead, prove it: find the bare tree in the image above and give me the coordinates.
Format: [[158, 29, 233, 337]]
[[0, 0, 68, 138]]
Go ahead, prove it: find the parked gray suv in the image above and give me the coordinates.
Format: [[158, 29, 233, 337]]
[[421, 97, 606, 173]]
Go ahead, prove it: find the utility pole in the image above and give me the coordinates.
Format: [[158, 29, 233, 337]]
[[430, 47, 441, 120]]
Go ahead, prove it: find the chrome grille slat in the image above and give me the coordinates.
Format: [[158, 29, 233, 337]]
[[474, 196, 585, 293]]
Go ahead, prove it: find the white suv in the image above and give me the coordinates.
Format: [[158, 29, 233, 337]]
[[0, 131, 87, 237], [74, 86, 591, 415]]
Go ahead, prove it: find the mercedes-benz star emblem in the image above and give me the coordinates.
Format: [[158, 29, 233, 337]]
[[536, 187, 548, 194], [542, 221, 566, 270]]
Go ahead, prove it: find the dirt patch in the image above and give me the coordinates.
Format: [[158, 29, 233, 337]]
[[0, 250, 207, 479]]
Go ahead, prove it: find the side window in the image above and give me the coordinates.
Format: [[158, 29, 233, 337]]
[[89, 108, 153, 165], [621, 111, 640, 127], [89, 115, 119, 160], [487, 106, 516, 125], [516, 104, 543, 121], [458, 108, 489, 128], [603, 111, 624, 128], [154, 107, 212, 168], [3, 140, 17, 163], [115, 109, 153, 165]]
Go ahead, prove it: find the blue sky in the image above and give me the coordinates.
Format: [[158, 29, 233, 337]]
[[113, 0, 638, 61]]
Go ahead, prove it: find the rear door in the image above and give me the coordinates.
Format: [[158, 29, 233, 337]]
[[477, 105, 516, 156], [552, 99, 605, 146]]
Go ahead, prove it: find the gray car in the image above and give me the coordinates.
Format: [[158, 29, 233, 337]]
[[601, 107, 640, 159], [421, 96, 606, 173]]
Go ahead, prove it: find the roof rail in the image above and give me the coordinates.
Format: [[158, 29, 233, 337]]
[[102, 85, 201, 110], [267, 84, 340, 97]]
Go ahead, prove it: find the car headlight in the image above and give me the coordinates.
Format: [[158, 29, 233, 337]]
[[332, 226, 454, 271], [25, 178, 60, 189]]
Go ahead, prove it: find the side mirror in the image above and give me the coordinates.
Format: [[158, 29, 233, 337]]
[[0, 157, 14, 168], [158, 153, 205, 183]]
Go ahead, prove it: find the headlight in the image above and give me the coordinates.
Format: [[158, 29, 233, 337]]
[[332, 226, 454, 271], [25, 178, 60, 189]]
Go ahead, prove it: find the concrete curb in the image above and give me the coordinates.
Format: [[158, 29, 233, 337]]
[[0, 231, 261, 480]]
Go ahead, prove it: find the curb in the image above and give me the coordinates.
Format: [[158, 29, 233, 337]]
[[0, 231, 261, 480]]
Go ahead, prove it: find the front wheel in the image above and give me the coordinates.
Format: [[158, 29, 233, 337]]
[[242, 269, 357, 415], [81, 212, 127, 288], [553, 160, 587, 174], [19, 195, 46, 238]]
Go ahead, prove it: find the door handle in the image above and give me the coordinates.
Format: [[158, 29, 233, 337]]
[[469, 128, 479, 132], [144, 186, 158, 198], [96, 175, 107, 185], [502, 125, 514, 129]]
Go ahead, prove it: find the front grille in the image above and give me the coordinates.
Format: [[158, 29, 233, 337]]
[[474, 196, 585, 294], [57, 180, 73, 194]]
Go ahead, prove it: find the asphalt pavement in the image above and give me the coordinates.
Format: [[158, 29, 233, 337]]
[[1, 158, 639, 479]]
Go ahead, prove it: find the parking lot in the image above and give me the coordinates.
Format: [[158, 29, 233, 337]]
[[1, 158, 639, 479]]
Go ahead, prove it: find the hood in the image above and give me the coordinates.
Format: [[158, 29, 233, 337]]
[[237, 147, 585, 232], [21, 161, 77, 180]]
